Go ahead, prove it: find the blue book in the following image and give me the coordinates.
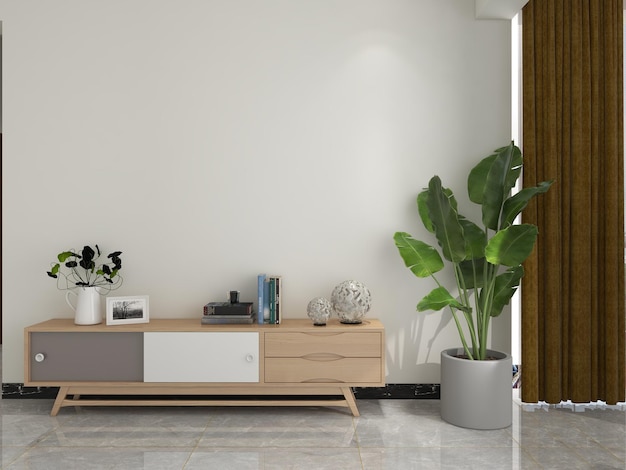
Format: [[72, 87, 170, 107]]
[[257, 274, 266, 325], [263, 278, 270, 321]]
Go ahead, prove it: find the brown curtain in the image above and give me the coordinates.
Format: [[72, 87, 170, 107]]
[[521, 0, 625, 404]]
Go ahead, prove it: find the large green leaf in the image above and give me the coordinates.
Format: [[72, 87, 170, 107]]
[[455, 218, 487, 289], [459, 257, 486, 289], [481, 143, 517, 230], [418, 187, 459, 234], [503, 144, 522, 190], [500, 180, 554, 229], [459, 218, 486, 259], [467, 154, 496, 205], [393, 232, 444, 278], [426, 176, 466, 263], [481, 266, 524, 317], [417, 286, 470, 313], [467, 144, 522, 205], [416, 191, 434, 233], [485, 224, 538, 267]]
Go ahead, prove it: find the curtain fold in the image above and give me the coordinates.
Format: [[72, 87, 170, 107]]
[[521, 0, 625, 404]]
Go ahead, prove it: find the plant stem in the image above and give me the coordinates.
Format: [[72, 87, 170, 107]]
[[453, 263, 479, 357], [430, 273, 473, 358], [478, 262, 497, 360], [448, 306, 474, 360]]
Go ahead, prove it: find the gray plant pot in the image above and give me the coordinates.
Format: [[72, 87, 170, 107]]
[[440, 348, 512, 430]]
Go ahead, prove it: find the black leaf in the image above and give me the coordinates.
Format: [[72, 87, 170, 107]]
[[79, 259, 95, 270], [81, 246, 95, 263], [108, 252, 122, 270], [65, 261, 78, 268]]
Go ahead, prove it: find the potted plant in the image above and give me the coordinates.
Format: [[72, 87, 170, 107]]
[[47, 245, 123, 325], [393, 142, 552, 429]]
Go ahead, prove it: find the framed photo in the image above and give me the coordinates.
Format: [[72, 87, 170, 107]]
[[106, 295, 150, 325]]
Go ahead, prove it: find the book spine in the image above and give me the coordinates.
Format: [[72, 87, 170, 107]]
[[201, 317, 256, 325], [269, 277, 276, 324], [257, 274, 266, 325], [204, 314, 254, 319], [275, 276, 281, 324], [211, 305, 252, 316], [263, 277, 270, 321]]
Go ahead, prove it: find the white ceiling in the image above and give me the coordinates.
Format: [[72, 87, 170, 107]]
[[475, 0, 529, 19]]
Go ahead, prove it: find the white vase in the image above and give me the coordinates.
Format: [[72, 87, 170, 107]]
[[66, 286, 103, 325]]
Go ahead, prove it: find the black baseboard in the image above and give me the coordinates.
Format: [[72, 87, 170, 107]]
[[2, 383, 440, 400], [2, 383, 60, 399], [354, 384, 440, 399]]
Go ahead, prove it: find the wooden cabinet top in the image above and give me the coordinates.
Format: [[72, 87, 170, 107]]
[[26, 318, 384, 333]]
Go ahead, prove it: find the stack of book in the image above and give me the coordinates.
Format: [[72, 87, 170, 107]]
[[201, 301, 256, 324], [257, 274, 282, 325]]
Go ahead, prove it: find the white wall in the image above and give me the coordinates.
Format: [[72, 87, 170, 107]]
[[1, 0, 511, 383]]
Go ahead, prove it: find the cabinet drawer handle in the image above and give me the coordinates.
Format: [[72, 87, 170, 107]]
[[245, 354, 255, 363], [34, 353, 46, 363], [302, 353, 344, 361], [302, 378, 345, 383]]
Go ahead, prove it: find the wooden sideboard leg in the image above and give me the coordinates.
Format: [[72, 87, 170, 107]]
[[342, 387, 360, 417], [51, 386, 69, 416]]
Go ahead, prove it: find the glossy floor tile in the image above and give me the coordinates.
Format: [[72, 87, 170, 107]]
[[2, 350, 625, 469], [3, 396, 625, 468]]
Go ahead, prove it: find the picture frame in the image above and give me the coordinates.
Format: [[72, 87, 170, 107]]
[[106, 295, 150, 325]]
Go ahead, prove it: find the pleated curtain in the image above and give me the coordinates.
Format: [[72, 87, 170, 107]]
[[521, 0, 625, 404]]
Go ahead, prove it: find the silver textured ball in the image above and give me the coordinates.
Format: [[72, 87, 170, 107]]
[[307, 297, 332, 326], [331, 280, 371, 324]]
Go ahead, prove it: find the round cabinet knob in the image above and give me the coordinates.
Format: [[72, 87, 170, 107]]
[[245, 354, 254, 363], [34, 353, 46, 363]]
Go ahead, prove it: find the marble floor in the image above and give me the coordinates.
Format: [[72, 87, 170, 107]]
[[2, 352, 625, 469]]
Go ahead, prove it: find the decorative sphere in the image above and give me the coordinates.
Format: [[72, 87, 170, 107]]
[[331, 280, 371, 324], [307, 297, 332, 326]]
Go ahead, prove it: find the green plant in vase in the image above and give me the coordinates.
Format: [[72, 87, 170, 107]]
[[394, 142, 553, 360], [47, 244, 123, 292]]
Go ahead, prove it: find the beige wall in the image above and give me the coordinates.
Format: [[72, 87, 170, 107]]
[[1, 0, 511, 383]]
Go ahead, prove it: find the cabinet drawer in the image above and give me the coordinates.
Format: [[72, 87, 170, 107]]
[[265, 357, 382, 384], [29, 332, 143, 382], [265, 332, 381, 358]]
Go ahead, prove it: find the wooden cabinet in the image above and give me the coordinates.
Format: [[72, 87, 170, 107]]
[[24, 318, 384, 416]]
